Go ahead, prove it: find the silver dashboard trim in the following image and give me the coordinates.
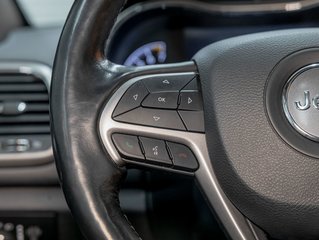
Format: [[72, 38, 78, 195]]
[[0, 62, 53, 166], [99, 72, 257, 240]]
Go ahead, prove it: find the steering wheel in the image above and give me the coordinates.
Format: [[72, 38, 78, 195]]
[[50, 0, 319, 239]]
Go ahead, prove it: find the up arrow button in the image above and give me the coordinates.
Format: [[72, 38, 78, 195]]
[[143, 74, 195, 92]]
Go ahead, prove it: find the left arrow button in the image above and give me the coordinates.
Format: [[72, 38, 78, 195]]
[[112, 81, 149, 117]]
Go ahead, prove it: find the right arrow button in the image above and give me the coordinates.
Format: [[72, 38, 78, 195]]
[[179, 91, 203, 111]]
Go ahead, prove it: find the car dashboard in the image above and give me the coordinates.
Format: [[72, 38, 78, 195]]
[[108, 0, 319, 66], [0, 0, 319, 239]]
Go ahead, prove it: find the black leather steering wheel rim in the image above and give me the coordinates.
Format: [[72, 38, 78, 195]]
[[51, 1, 196, 239], [51, 0, 142, 239]]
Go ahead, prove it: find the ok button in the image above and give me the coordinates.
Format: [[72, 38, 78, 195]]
[[142, 92, 179, 109]]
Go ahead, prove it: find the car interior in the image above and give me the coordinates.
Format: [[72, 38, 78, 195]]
[[1, 0, 319, 239]]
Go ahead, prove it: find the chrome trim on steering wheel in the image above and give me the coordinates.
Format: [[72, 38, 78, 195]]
[[99, 72, 258, 240]]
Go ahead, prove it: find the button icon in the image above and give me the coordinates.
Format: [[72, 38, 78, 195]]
[[26, 225, 43, 240], [125, 141, 134, 150], [162, 79, 170, 84], [17, 102, 27, 112], [152, 146, 159, 156], [133, 94, 139, 101], [4, 223, 14, 231], [187, 97, 193, 104], [178, 152, 188, 159], [158, 97, 166, 103], [153, 116, 161, 121]]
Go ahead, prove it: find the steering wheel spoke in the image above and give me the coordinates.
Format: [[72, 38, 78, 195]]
[[98, 62, 262, 239], [99, 65, 202, 172]]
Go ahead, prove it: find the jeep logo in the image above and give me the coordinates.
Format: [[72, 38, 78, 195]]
[[283, 65, 319, 141], [295, 90, 319, 110]]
